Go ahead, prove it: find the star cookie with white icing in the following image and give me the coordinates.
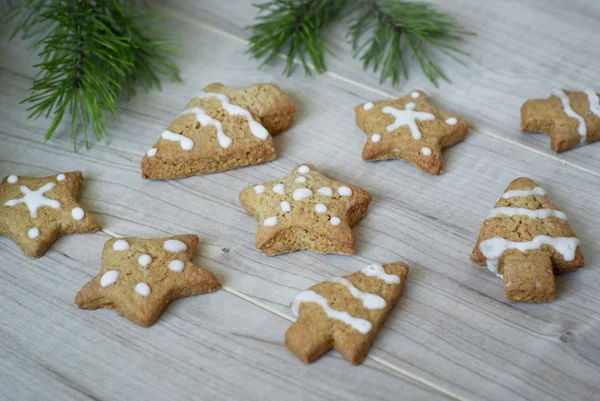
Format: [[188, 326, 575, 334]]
[[471, 177, 584, 303], [286, 262, 409, 365], [0, 172, 100, 258], [239, 164, 372, 256], [521, 89, 600, 152], [142, 82, 296, 180], [75, 235, 219, 327], [355, 90, 468, 175]]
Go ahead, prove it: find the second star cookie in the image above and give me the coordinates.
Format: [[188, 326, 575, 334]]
[[355, 90, 468, 174], [239, 164, 372, 255]]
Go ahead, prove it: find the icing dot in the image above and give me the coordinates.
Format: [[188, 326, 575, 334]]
[[56, 174, 66, 182], [295, 177, 307, 183], [421, 147, 432, 156], [298, 165, 310, 174], [318, 187, 333, 197], [100, 270, 119, 287], [330, 217, 341, 226], [264, 216, 278, 227], [411, 91, 420, 99], [135, 282, 151, 297], [446, 117, 458, 125], [168, 260, 185, 273], [315, 204, 327, 214], [338, 186, 353, 197], [293, 188, 313, 201], [138, 254, 152, 267], [363, 102, 374, 111], [71, 207, 85, 221], [7, 175, 18, 184], [164, 239, 187, 253], [371, 134, 381, 143], [280, 201, 291, 213], [254, 185, 265, 194], [405, 102, 416, 110], [113, 240, 130, 251], [147, 148, 158, 157], [28, 227, 40, 239], [273, 183, 285, 194]]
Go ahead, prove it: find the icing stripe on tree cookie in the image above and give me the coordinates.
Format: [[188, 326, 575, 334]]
[[176, 106, 232, 148], [161, 130, 195, 150], [501, 187, 546, 199], [361, 264, 401, 284], [552, 89, 586, 144], [329, 277, 386, 309], [584, 89, 600, 118], [486, 207, 567, 220]]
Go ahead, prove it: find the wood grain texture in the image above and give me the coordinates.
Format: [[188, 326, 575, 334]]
[[1, 2, 600, 401]]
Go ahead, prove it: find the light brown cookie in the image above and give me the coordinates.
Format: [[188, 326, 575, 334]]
[[75, 235, 219, 327], [355, 90, 468, 175], [286, 262, 409, 365], [471, 177, 584, 303], [521, 89, 600, 152], [239, 164, 372, 255], [0, 172, 100, 258], [141, 83, 296, 180]]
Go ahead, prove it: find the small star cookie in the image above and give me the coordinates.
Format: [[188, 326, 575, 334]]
[[0, 172, 100, 258], [75, 235, 219, 327], [355, 90, 469, 175], [142, 82, 296, 180], [239, 164, 372, 255], [286, 262, 409, 365], [521, 89, 600, 152]]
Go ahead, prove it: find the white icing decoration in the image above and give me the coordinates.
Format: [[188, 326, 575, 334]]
[[315, 203, 327, 214], [330, 217, 341, 226], [338, 186, 352, 197], [71, 207, 85, 221], [382, 102, 435, 140], [486, 207, 567, 221], [135, 282, 151, 297], [161, 130, 194, 150], [330, 277, 386, 310], [552, 89, 586, 144], [421, 147, 432, 156], [445, 117, 458, 125], [273, 183, 285, 194], [7, 175, 18, 184], [361, 264, 401, 284], [411, 91, 420, 99], [291, 290, 372, 334], [113, 240, 130, 251], [28, 227, 39, 239], [4, 183, 61, 218], [177, 107, 231, 148], [371, 134, 381, 142], [254, 185, 265, 194], [585, 89, 600, 118], [138, 254, 152, 267], [264, 216, 278, 226], [100, 270, 119, 287], [164, 239, 187, 253], [168, 260, 185, 273], [363, 102, 374, 111], [147, 148, 157, 157], [280, 201, 291, 213], [295, 177, 307, 183], [56, 174, 66, 182], [293, 188, 313, 201], [317, 187, 333, 196], [298, 165, 310, 174], [501, 187, 546, 199]]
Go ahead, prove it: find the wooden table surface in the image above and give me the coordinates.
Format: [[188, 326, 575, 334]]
[[1, 1, 599, 400]]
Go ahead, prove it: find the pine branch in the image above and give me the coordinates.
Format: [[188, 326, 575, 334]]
[[3, 0, 181, 150]]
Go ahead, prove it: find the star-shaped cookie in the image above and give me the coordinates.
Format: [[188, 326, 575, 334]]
[[355, 90, 469, 175], [1, 172, 100, 258], [521, 89, 600, 152], [239, 164, 372, 255], [75, 235, 219, 327]]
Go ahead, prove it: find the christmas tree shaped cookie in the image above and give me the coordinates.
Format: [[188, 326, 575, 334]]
[[286, 262, 409, 364], [1, 172, 100, 258], [76, 235, 219, 326], [521, 89, 600, 152], [239, 164, 372, 255], [142, 83, 296, 180], [355, 90, 468, 174], [471, 178, 584, 302]]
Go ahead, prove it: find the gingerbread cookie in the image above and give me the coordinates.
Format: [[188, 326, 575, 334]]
[[521, 89, 600, 152], [141, 83, 295, 180], [76, 235, 219, 327], [239, 164, 372, 255], [0, 172, 100, 258], [355, 90, 468, 174], [471, 177, 584, 303], [286, 262, 409, 365]]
